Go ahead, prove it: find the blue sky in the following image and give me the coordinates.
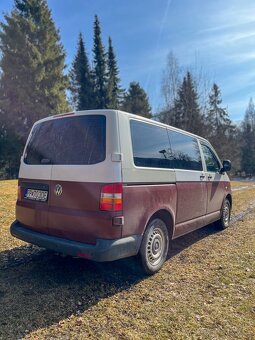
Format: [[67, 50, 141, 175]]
[[1, 0, 255, 121]]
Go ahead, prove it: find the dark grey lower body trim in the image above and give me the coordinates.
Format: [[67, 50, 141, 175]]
[[10, 221, 142, 262]]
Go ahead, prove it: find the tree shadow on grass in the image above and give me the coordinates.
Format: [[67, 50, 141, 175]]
[[0, 222, 220, 339]]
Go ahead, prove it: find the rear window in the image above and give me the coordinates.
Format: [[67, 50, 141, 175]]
[[24, 115, 106, 165]]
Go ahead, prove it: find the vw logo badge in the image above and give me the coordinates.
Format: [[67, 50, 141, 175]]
[[54, 184, 63, 196]]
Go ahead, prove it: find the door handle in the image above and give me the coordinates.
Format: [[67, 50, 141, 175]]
[[200, 174, 205, 180], [208, 174, 212, 180]]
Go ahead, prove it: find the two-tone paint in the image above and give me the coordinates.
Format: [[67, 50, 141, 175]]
[[11, 110, 232, 262]]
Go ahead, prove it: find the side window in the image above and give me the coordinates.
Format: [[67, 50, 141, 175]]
[[130, 120, 172, 168], [168, 130, 202, 171], [201, 144, 221, 173]]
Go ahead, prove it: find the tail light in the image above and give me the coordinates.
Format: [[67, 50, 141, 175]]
[[17, 185, 21, 201], [100, 183, 123, 211]]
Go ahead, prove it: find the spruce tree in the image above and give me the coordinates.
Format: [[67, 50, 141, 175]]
[[240, 98, 255, 175], [69, 33, 94, 110], [206, 83, 237, 165], [173, 71, 204, 135], [0, 0, 69, 140], [92, 15, 107, 108], [106, 37, 121, 109], [122, 82, 152, 118], [0, 0, 69, 177], [207, 83, 232, 136], [243, 97, 255, 130]]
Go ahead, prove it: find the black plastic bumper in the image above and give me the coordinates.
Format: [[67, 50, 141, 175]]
[[10, 221, 142, 262]]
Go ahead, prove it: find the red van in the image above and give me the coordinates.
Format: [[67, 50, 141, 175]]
[[11, 110, 232, 274]]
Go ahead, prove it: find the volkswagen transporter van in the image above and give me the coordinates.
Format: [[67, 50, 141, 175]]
[[11, 110, 232, 274]]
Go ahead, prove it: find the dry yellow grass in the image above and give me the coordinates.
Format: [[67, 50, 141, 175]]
[[0, 180, 25, 252], [231, 180, 255, 188], [0, 180, 254, 339]]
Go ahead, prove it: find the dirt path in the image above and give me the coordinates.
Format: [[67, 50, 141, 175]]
[[232, 184, 255, 192]]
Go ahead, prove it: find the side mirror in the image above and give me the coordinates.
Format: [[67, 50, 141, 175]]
[[220, 160, 231, 173]]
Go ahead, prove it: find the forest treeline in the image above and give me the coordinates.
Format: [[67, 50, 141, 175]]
[[0, 0, 253, 178]]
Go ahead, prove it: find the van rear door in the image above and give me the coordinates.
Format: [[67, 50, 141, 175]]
[[18, 111, 122, 245], [46, 112, 122, 244]]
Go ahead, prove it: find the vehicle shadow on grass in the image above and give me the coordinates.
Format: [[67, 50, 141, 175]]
[[0, 245, 145, 339], [0, 222, 220, 339], [168, 222, 220, 259]]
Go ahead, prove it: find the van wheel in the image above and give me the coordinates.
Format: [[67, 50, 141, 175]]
[[216, 198, 231, 230], [139, 218, 169, 275]]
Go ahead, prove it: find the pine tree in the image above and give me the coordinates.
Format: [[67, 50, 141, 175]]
[[69, 33, 94, 110], [106, 37, 121, 109], [240, 98, 255, 175], [92, 15, 107, 108], [173, 71, 204, 135], [121, 82, 152, 118]]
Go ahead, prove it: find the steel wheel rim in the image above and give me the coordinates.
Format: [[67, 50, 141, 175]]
[[223, 203, 230, 226], [146, 226, 166, 266]]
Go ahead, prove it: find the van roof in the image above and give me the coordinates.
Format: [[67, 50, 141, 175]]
[[33, 109, 208, 143]]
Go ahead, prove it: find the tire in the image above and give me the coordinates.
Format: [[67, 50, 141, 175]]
[[139, 218, 169, 275], [216, 198, 231, 230]]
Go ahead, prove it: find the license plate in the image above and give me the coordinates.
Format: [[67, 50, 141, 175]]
[[24, 189, 48, 202]]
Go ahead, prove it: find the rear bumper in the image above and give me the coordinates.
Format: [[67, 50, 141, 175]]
[[10, 220, 142, 262]]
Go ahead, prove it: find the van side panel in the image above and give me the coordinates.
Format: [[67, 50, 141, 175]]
[[206, 177, 226, 214], [174, 169, 207, 224], [118, 113, 177, 237], [122, 184, 177, 237]]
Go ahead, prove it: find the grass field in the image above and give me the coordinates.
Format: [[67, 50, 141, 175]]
[[0, 180, 254, 339]]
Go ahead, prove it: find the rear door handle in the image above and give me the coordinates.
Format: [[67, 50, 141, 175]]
[[200, 174, 205, 180]]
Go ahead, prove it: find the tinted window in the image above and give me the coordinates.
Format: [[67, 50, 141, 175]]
[[25, 115, 106, 165], [201, 144, 221, 172], [168, 130, 202, 171], [130, 120, 172, 168]]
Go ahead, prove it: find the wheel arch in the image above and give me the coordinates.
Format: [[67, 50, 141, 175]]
[[145, 209, 175, 241]]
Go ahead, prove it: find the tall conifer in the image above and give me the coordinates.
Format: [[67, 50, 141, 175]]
[[206, 83, 236, 162], [207, 83, 232, 135], [240, 98, 255, 174], [0, 0, 69, 140], [92, 15, 107, 108], [173, 72, 204, 135], [69, 33, 94, 110], [106, 37, 121, 109]]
